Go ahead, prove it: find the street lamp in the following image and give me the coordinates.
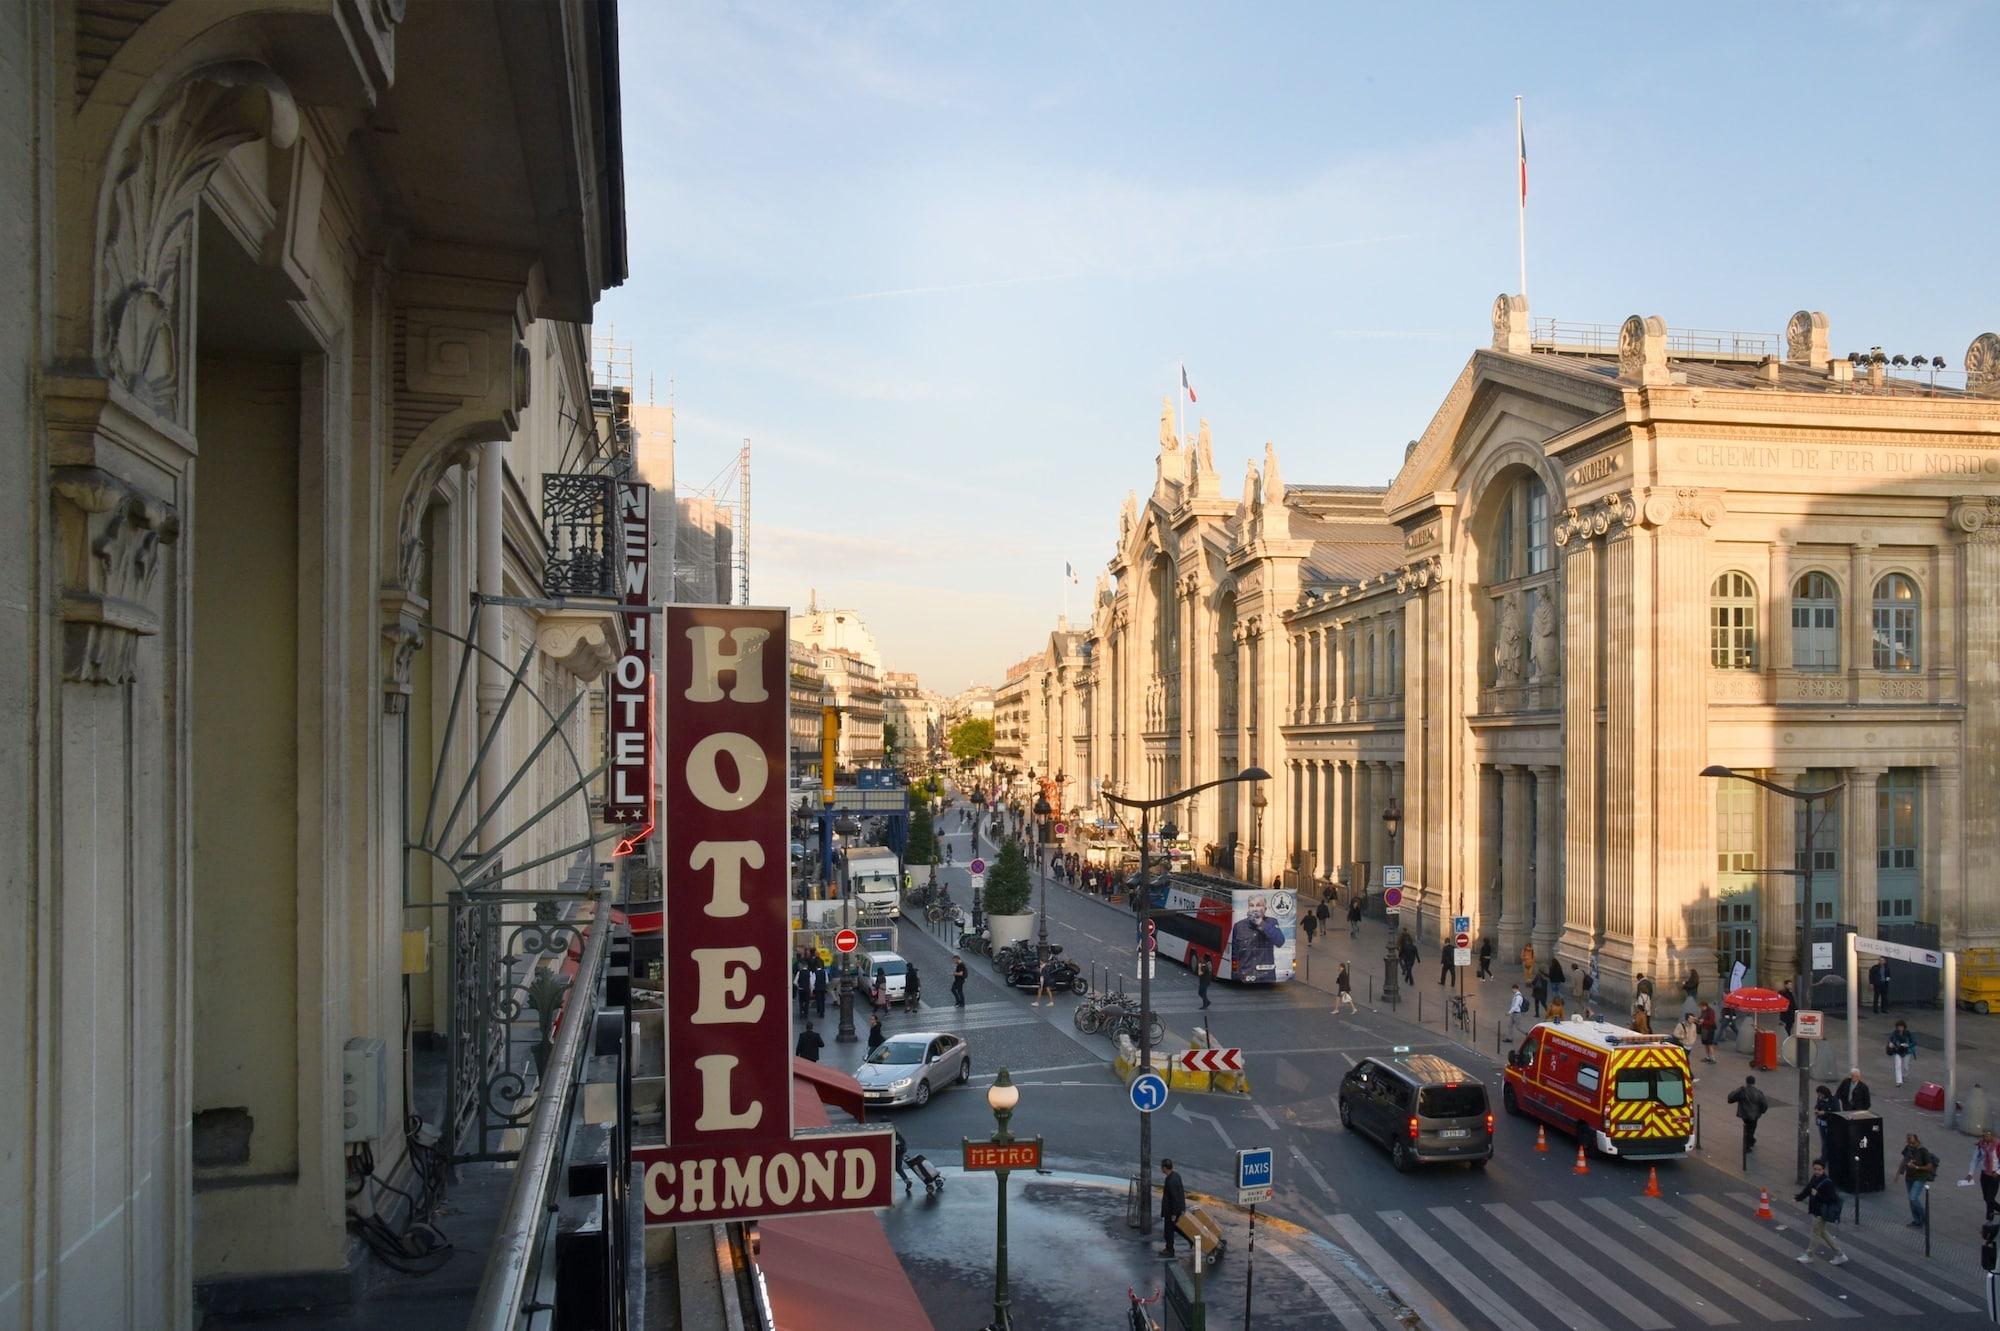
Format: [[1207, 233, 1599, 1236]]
[[1102, 766, 1271, 1239], [1033, 775, 1054, 960], [985, 1068, 1022, 1331], [1381, 798, 1404, 1003], [1250, 783, 1270, 883], [1702, 764, 1842, 1187]]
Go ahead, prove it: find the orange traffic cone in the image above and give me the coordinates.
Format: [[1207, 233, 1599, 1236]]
[[1572, 1143, 1589, 1175], [1535, 1124, 1548, 1153], [1755, 1188, 1774, 1221], [1643, 1166, 1662, 1199]]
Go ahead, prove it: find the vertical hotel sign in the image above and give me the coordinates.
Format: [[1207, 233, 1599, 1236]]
[[634, 607, 892, 1225], [607, 478, 652, 850]]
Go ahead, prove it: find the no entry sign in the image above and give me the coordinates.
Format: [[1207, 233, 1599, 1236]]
[[834, 928, 859, 954]]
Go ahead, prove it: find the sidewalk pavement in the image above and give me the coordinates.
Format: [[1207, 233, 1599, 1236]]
[[1287, 908, 2000, 1284]]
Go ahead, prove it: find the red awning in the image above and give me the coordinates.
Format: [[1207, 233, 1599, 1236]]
[[792, 1055, 869, 1121], [757, 1071, 932, 1330]]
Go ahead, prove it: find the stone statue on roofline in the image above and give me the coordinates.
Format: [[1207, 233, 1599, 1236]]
[[1160, 396, 1178, 452], [1263, 442, 1285, 506], [1242, 459, 1260, 513]]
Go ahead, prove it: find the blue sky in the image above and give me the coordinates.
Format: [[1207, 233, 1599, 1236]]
[[597, 1, 2000, 692]]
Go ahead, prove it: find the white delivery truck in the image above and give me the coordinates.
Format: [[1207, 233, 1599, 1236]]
[[845, 846, 904, 919]]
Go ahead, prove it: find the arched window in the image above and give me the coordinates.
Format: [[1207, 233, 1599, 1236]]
[[1709, 572, 1758, 670], [1525, 478, 1551, 574], [1488, 473, 1551, 581], [1872, 574, 1919, 672], [1790, 572, 1840, 671]]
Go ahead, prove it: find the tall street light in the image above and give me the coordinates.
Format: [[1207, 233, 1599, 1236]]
[[1103, 766, 1271, 1238], [1381, 799, 1403, 1002], [1032, 772, 1054, 960], [1702, 765, 1843, 1187], [985, 1068, 1022, 1331]]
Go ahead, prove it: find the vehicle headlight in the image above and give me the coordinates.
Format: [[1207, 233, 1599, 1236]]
[[889, 1077, 913, 1091]]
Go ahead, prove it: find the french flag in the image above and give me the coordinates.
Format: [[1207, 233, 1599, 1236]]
[[1182, 365, 1197, 403], [1518, 121, 1528, 204]]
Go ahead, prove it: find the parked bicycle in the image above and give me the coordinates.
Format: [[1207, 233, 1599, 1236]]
[[1127, 1285, 1162, 1331]]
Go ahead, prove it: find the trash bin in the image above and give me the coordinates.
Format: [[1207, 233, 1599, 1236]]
[[1827, 1110, 1885, 1193], [1752, 1028, 1779, 1071]]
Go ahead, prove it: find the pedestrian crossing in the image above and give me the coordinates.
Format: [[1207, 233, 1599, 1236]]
[[1287, 1192, 1977, 1329]]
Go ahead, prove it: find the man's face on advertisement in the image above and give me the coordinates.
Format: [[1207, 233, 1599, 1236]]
[[1247, 896, 1266, 923]]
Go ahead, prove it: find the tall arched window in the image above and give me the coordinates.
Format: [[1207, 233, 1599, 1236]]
[[1790, 572, 1840, 670], [1872, 574, 1920, 671], [1709, 571, 1758, 670]]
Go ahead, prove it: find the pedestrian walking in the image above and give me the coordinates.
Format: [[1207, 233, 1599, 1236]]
[[1507, 984, 1526, 1038], [1302, 911, 1319, 949], [1835, 1067, 1872, 1112], [1547, 955, 1566, 994], [1672, 1010, 1697, 1051], [1347, 895, 1364, 938], [1887, 1019, 1916, 1086], [1680, 967, 1700, 1018], [866, 1012, 885, 1054], [811, 964, 827, 1018], [1398, 931, 1418, 985], [1334, 962, 1356, 1014], [1315, 897, 1331, 935], [1867, 960, 1886, 1015], [1546, 993, 1566, 1022], [795, 1021, 824, 1064], [1813, 1085, 1836, 1161], [1967, 1127, 2000, 1220], [1521, 941, 1537, 985], [1728, 1074, 1769, 1156], [1696, 1001, 1718, 1062], [893, 1129, 913, 1192], [951, 955, 967, 1008], [1875, 959, 1894, 1013], [1195, 954, 1212, 1010], [1439, 933, 1455, 986], [1477, 937, 1494, 980], [1159, 1159, 1187, 1257], [904, 964, 922, 1012], [1531, 971, 1549, 1016], [1794, 1160, 1849, 1265], [1032, 956, 1053, 1007], [1894, 1132, 1938, 1228], [1779, 979, 1797, 1035], [794, 964, 813, 1019]]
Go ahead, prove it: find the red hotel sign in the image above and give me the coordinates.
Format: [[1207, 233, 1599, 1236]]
[[639, 606, 891, 1225], [607, 478, 653, 848]]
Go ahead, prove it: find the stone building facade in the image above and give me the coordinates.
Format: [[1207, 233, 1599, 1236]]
[[1043, 301, 2000, 1005], [1, 3, 624, 1325]]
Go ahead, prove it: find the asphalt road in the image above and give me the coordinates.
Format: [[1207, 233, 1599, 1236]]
[[837, 806, 1991, 1329]]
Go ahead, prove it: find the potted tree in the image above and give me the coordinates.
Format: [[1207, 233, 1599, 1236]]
[[982, 838, 1036, 953]]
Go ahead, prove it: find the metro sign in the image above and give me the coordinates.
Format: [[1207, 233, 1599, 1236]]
[[1175, 1048, 1243, 1074], [638, 607, 892, 1226], [963, 1139, 1043, 1171]]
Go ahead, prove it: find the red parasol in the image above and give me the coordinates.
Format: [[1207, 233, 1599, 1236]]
[[1723, 985, 1788, 1013]]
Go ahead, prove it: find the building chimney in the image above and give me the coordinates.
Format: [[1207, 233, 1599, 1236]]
[[1867, 361, 1887, 390], [1757, 356, 1781, 385], [1828, 359, 1854, 384]]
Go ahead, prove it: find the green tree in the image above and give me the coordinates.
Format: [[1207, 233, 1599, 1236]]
[[906, 801, 935, 865], [882, 720, 899, 763], [948, 717, 994, 766], [983, 837, 1032, 915]]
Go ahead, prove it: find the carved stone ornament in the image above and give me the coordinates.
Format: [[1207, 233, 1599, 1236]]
[[1396, 555, 1445, 593], [1617, 315, 1669, 387], [1640, 486, 1724, 531], [99, 63, 300, 427], [380, 587, 427, 713], [1553, 491, 1638, 549], [1949, 496, 2000, 543], [1528, 593, 1558, 682], [1159, 396, 1179, 453], [1784, 310, 1829, 366], [1492, 593, 1525, 686], [51, 466, 182, 684], [535, 611, 619, 683], [1491, 292, 1531, 354], [1966, 333, 2000, 397]]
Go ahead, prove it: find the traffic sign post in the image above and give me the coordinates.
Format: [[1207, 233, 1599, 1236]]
[[969, 857, 986, 877], [1129, 1071, 1168, 1114], [834, 928, 859, 954], [1453, 915, 1472, 968], [1383, 865, 1404, 889], [1238, 1146, 1274, 1328], [1794, 1009, 1824, 1041], [1383, 886, 1403, 913]]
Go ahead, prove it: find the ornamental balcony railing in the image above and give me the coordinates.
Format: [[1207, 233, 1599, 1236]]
[[541, 473, 618, 599]]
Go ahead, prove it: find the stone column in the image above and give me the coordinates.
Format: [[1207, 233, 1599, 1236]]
[[1951, 499, 2000, 944], [1478, 765, 1503, 939], [1354, 761, 1375, 886], [1560, 534, 1601, 961], [1758, 769, 1801, 986], [1845, 766, 1885, 938], [1767, 541, 1794, 676], [1532, 765, 1562, 955], [1499, 765, 1531, 956], [1848, 541, 1875, 700]]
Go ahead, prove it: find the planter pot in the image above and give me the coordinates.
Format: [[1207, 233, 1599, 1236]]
[[985, 913, 1035, 952]]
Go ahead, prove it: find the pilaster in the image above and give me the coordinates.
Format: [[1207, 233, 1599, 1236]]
[[1556, 513, 1603, 964], [1765, 769, 1803, 984], [1532, 765, 1562, 955], [1499, 765, 1531, 956], [1952, 498, 2000, 943]]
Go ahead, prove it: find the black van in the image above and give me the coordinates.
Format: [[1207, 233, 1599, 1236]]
[[1338, 1053, 1493, 1171]]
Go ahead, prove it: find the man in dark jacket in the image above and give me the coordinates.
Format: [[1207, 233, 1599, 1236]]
[[1159, 1158, 1187, 1256], [1195, 954, 1213, 1010], [1794, 1160, 1848, 1264], [795, 1021, 824, 1063], [951, 955, 967, 1008], [1728, 1075, 1770, 1155], [1836, 1068, 1873, 1112], [866, 1013, 885, 1054]]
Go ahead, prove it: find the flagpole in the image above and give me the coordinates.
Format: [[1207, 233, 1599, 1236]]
[[1515, 95, 1527, 302], [1176, 359, 1185, 444]]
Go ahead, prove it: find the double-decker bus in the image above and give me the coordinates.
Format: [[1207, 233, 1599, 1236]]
[[1139, 872, 1297, 983]]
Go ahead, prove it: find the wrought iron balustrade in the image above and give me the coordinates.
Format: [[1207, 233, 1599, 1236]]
[[541, 472, 618, 599]]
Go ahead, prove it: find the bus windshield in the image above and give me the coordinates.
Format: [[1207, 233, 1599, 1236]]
[[1614, 1066, 1687, 1106]]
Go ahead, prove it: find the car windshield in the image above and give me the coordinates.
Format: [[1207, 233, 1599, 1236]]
[[871, 958, 907, 976], [866, 1040, 926, 1066], [1417, 1085, 1487, 1118], [1615, 1066, 1687, 1106]]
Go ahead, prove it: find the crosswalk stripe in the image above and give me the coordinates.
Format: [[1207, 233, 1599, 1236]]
[[1377, 1210, 1541, 1331], [1485, 1203, 1672, 1330], [1682, 1194, 1940, 1316], [1328, 1214, 1472, 1331], [1430, 1205, 1619, 1331], [1262, 1236, 1384, 1331], [1580, 1197, 1809, 1322], [1632, 1196, 1863, 1321], [1533, 1201, 1735, 1326]]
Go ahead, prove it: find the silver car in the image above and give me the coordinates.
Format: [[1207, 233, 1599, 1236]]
[[855, 1032, 970, 1108]]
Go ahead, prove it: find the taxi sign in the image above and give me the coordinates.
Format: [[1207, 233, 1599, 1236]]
[[1794, 1009, 1824, 1040], [1237, 1146, 1274, 1206]]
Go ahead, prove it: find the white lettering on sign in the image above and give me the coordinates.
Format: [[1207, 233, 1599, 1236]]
[[690, 948, 764, 1024], [689, 841, 761, 917], [641, 1145, 881, 1221], [683, 626, 772, 704], [692, 1054, 763, 1133], [607, 479, 653, 837], [686, 733, 769, 810]]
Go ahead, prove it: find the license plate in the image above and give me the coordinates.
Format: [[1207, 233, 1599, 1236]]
[[1439, 1128, 1470, 1139]]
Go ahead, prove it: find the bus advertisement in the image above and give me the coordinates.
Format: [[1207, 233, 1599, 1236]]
[[1142, 874, 1297, 983]]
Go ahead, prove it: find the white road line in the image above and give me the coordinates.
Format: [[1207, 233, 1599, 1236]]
[[1430, 1206, 1617, 1331], [1632, 1197, 1864, 1322], [1532, 1201, 1734, 1326], [1682, 1193, 1951, 1314], [965, 1061, 1108, 1082], [1580, 1197, 1807, 1322], [1327, 1214, 1470, 1331], [1170, 1102, 1237, 1151], [1250, 1103, 1281, 1132], [1377, 1210, 1540, 1331], [1288, 1144, 1339, 1207], [1261, 1236, 1382, 1331], [1484, 1203, 1669, 1330]]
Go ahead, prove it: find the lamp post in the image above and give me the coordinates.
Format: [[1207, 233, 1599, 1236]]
[[986, 1068, 1021, 1331], [1103, 766, 1271, 1239], [1033, 775, 1054, 960], [1702, 765, 1842, 1188], [1381, 798, 1403, 1003], [1250, 783, 1269, 884]]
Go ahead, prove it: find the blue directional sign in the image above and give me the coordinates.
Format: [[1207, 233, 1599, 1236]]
[[1129, 1071, 1169, 1114], [1453, 915, 1470, 934], [1236, 1146, 1274, 1204]]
